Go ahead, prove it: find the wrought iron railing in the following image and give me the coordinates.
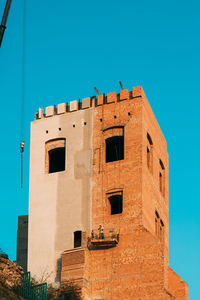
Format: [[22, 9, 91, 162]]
[[21, 272, 47, 300]]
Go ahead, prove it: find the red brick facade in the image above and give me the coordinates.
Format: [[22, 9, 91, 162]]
[[61, 86, 188, 299]]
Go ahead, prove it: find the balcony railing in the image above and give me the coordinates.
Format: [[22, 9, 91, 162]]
[[87, 228, 119, 250]]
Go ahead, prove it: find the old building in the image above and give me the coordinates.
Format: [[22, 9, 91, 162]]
[[27, 86, 188, 299]]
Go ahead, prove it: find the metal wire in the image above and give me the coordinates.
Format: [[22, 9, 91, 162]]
[[21, 0, 26, 142], [20, 0, 27, 188]]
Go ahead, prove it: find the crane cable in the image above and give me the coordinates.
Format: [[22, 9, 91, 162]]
[[0, 0, 12, 47], [20, 0, 27, 188]]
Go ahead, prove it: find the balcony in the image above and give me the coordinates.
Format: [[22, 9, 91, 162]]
[[87, 228, 119, 250]]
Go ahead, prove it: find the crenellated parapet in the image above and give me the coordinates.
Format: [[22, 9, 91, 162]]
[[34, 86, 144, 120]]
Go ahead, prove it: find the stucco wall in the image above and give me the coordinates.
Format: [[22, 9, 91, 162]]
[[28, 108, 94, 283]]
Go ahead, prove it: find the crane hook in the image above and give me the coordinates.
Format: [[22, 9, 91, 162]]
[[20, 141, 25, 188]]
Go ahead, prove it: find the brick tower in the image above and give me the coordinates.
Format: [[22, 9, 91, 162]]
[[28, 86, 188, 299]]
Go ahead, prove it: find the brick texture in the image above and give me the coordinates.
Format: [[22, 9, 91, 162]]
[[61, 86, 188, 300]]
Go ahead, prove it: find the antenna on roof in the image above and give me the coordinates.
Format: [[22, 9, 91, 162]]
[[119, 81, 124, 89], [94, 87, 101, 95]]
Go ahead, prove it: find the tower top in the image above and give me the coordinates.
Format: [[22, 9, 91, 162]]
[[34, 86, 145, 120]]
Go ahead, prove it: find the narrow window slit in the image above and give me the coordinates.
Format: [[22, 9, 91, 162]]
[[74, 231, 82, 248]]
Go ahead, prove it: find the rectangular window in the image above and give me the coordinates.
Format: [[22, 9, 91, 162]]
[[74, 231, 82, 248], [106, 136, 124, 163], [45, 138, 66, 174], [49, 147, 65, 173], [108, 191, 123, 215]]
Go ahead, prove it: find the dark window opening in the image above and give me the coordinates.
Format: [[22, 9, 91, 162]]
[[159, 172, 162, 192], [106, 136, 124, 163], [147, 133, 153, 173], [109, 195, 123, 215], [74, 231, 82, 248], [159, 219, 164, 241], [147, 147, 150, 168], [147, 132, 153, 145], [155, 210, 164, 241], [159, 159, 165, 170], [159, 159, 165, 197], [49, 147, 65, 173]]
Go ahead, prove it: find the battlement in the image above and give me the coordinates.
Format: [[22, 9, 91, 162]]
[[34, 86, 144, 120]]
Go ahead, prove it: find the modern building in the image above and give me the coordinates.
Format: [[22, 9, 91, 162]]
[[27, 86, 188, 299], [17, 215, 28, 272]]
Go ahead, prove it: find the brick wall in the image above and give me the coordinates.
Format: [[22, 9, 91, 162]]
[[60, 86, 188, 299]]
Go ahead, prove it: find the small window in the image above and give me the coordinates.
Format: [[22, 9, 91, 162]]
[[159, 159, 165, 197], [159, 172, 162, 193], [155, 210, 159, 236], [74, 231, 82, 248], [106, 136, 124, 163], [49, 147, 65, 173], [160, 219, 164, 241], [147, 133, 153, 173], [147, 147, 150, 169], [159, 159, 165, 170], [109, 194, 123, 215], [155, 210, 164, 241], [45, 138, 66, 174], [147, 133, 153, 145]]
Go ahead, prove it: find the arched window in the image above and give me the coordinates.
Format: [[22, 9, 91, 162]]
[[109, 194, 123, 214], [45, 138, 66, 174], [103, 126, 124, 163], [106, 190, 123, 215], [74, 231, 82, 248]]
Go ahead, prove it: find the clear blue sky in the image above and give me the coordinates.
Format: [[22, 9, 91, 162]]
[[0, 0, 199, 298]]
